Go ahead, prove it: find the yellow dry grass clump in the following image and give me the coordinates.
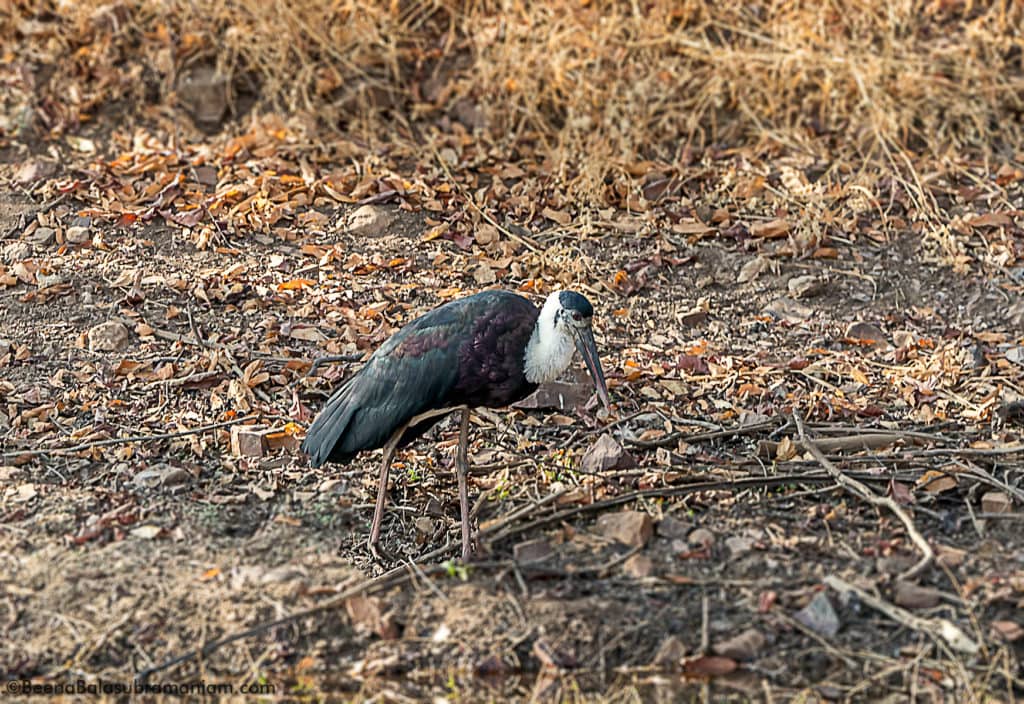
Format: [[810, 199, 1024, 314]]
[[3, 0, 1023, 201]]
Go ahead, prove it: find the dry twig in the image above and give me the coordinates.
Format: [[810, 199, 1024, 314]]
[[793, 411, 934, 581]]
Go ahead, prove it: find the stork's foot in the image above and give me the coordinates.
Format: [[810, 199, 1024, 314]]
[[367, 538, 398, 563], [459, 532, 479, 563]]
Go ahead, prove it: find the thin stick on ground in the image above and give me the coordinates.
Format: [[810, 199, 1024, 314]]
[[1, 414, 260, 461], [824, 575, 979, 655], [792, 410, 934, 581]]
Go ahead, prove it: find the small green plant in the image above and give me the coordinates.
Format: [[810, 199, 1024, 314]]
[[406, 466, 421, 484], [442, 560, 470, 581]]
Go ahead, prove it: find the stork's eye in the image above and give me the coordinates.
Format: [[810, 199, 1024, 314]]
[[572, 312, 582, 321]]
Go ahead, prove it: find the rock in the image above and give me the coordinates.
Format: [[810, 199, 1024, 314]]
[[345, 595, 400, 639], [347, 204, 396, 238], [712, 628, 766, 661], [132, 464, 191, 489], [793, 592, 840, 638], [413, 516, 434, 535], [87, 321, 130, 352], [893, 580, 942, 610], [472, 263, 496, 285], [596, 511, 653, 548], [66, 226, 91, 244], [875, 553, 917, 575], [688, 528, 715, 549], [650, 636, 686, 666], [26, 226, 55, 247], [990, 620, 1024, 642], [788, 275, 824, 299], [622, 553, 655, 578], [14, 159, 56, 184], [230, 424, 269, 457], [580, 433, 636, 473], [737, 256, 770, 283], [981, 490, 1012, 514], [936, 544, 967, 569], [176, 64, 229, 125], [845, 322, 888, 346], [514, 537, 553, 563], [657, 516, 691, 540], [513, 381, 588, 411], [725, 535, 753, 557], [3, 241, 31, 262], [0, 466, 25, 481], [1007, 347, 1024, 366], [763, 297, 812, 323], [36, 271, 64, 288]]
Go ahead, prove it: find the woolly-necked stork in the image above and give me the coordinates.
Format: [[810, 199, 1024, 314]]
[[301, 289, 610, 561]]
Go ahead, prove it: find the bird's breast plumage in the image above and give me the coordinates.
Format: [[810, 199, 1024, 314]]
[[449, 293, 538, 408]]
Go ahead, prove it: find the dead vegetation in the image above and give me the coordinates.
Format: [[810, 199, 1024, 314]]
[[2, 0, 1024, 700]]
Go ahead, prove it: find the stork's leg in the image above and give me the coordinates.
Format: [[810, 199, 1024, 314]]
[[367, 406, 461, 562], [455, 406, 473, 562], [368, 424, 406, 561]]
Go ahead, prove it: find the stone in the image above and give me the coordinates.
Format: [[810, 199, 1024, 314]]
[[713, 628, 766, 661], [793, 592, 840, 638], [132, 464, 191, 489], [514, 537, 553, 563], [176, 64, 229, 125], [596, 511, 653, 548], [622, 553, 655, 578], [345, 595, 400, 639], [725, 535, 753, 557], [788, 275, 824, 298], [688, 527, 715, 549], [580, 433, 636, 473], [981, 490, 1012, 514], [26, 226, 55, 247], [14, 159, 56, 184], [230, 424, 269, 457], [763, 297, 812, 323], [87, 321, 130, 352], [893, 580, 942, 610], [65, 226, 91, 244], [650, 636, 686, 667], [347, 204, 396, 238], [845, 321, 888, 346], [737, 256, 770, 283], [657, 516, 691, 540]]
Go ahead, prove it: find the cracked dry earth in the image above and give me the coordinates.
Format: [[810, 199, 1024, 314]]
[[2, 160, 1024, 700]]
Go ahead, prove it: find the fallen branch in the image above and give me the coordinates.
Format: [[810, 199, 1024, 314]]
[[824, 575, 979, 655], [793, 411, 933, 581], [757, 432, 917, 458], [481, 471, 892, 547], [1, 414, 259, 461], [625, 420, 779, 450]]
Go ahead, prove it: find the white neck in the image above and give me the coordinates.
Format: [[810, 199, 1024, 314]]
[[524, 293, 575, 384]]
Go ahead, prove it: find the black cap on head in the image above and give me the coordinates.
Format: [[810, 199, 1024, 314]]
[[558, 290, 594, 318]]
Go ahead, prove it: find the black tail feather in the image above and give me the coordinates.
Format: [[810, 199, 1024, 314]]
[[300, 382, 358, 467]]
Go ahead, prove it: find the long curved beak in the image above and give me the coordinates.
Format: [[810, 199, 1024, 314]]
[[574, 327, 611, 411]]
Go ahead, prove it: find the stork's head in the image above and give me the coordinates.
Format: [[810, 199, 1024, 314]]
[[526, 290, 610, 410]]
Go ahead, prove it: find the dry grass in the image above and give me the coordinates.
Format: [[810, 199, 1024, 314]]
[[3, 0, 1023, 204]]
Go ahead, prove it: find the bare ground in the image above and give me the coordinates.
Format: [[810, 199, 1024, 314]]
[[2, 132, 1024, 702]]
